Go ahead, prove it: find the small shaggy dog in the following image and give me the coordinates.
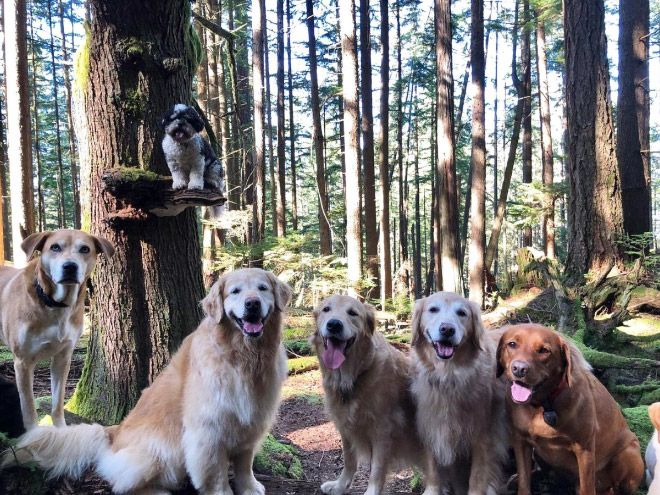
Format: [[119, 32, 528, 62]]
[[160, 104, 225, 191]]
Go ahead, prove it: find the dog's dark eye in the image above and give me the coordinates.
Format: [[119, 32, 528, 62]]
[[50, 244, 61, 252], [258, 284, 268, 291], [79, 246, 90, 254], [347, 309, 358, 317], [456, 308, 467, 317], [429, 307, 439, 313], [507, 341, 517, 349], [322, 306, 330, 313], [231, 287, 241, 294], [538, 347, 550, 354]]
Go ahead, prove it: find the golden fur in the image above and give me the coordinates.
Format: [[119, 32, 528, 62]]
[[0, 229, 114, 430], [312, 295, 425, 495], [410, 291, 509, 495], [4, 268, 292, 495], [497, 324, 643, 495], [647, 403, 660, 494]]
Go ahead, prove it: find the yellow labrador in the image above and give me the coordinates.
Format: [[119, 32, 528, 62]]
[[313, 295, 426, 495], [5, 268, 291, 495], [0, 229, 114, 430], [410, 292, 508, 495]]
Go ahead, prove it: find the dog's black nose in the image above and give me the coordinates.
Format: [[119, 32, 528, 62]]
[[244, 297, 261, 311], [62, 262, 78, 275], [439, 323, 455, 338], [326, 319, 344, 334], [511, 360, 529, 378]]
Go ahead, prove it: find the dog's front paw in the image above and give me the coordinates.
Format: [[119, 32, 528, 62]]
[[421, 487, 440, 495], [172, 179, 187, 190], [321, 479, 350, 495], [238, 480, 265, 495], [187, 180, 204, 190], [363, 485, 381, 495]]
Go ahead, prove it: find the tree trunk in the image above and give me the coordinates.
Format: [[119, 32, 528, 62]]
[[395, 1, 408, 296], [306, 0, 331, 256], [58, 0, 80, 229], [435, 0, 460, 293], [194, 1, 209, 114], [564, 0, 624, 278], [340, 0, 362, 287], [264, 6, 276, 235], [286, 0, 298, 231], [413, 113, 422, 298], [378, 0, 392, 304], [359, 0, 378, 295], [468, 0, 486, 306], [275, 0, 286, 237], [4, 0, 34, 267], [617, 0, 650, 238], [216, 17, 231, 211], [336, 2, 347, 241], [252, 0, 266, 243], [521, 0, 532, 247], [69, 0, 205, 424], [492, 7, 499, 274], [536, 9, 555, 258], [0, 8, 11, 261], [28, 1, 45, 231]]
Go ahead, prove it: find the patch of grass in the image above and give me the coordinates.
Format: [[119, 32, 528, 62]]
[[284, 339, 313, 357], [622, 406, 654, 456], [253, 434, 303, 480], [287, 356, 318, 375], [284, 325, 314, 340], [410, 467, 423, 492], [0, 345, 13, 362], [386, 333, 411, 344]]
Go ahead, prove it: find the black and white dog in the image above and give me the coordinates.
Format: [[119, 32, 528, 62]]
[[159, 104, 225, 191]]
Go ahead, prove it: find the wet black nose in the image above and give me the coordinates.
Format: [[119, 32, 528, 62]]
[[244, 297, 261, 312], [511, 360, 529, 379], [326, 319, 344, 334], [62, 262, 78, 276], [439, 324, 455, 338]]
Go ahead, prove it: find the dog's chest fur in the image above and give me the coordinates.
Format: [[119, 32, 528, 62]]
[[162, 134, 205, 172], [18, 318, 80, 360]]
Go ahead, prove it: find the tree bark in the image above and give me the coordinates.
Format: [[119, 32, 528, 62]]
[[536, 10, 555, 258], [275, 0, 286, 237], [306, 0, 331, 256], [413, 112, 422, 298], [468, 0, 486, 306], [521, 0, 532, 247], [340, 0, 362, 288], [69, 0, 205, 424], [252, 0, 266, 243], [564, 0, 624, 278], [28, 1, 45, 231], [4, 0, 34, 267], [264, 5, 276, 235], [395, 1, 408, 296], [286, 0, 298, 231], [617, 0, 650, 238], [378, 0, 392, 304]]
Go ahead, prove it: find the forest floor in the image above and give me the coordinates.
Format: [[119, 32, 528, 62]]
[[1, 286, 659, 495]]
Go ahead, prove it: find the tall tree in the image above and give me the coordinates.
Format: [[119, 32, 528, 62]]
[[536, 8, 555, 258], [28, 0, 45, 231], [306, 0, 331, 255], [564, 0, 624, 277], [340, 0, 362, 287], [617, 0, 651, 238], [286, 0, 298, 231], [252, 0, 266, 243], [521, 0, 532, 247], [4, 0, 34, 267], [275, 0, 286, 237], [395, 1, 408, 294], [69, 0, 205, 423], [378, 0, 392, 304], [360, 0, 379, 293], [468, 0, 486, 306], [436, 0, 461, 293]]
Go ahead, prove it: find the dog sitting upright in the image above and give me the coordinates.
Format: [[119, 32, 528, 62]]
[[0, 230, 114, 430], [160, 104, 225, 191]]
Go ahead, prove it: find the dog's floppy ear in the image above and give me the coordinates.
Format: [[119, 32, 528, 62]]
[[364, 302, 376, 335], [558, 336, 573, 387], [21, 231, 53, 260], [496, 331, 508, 378], [187, 107, 205, 133], [267, 272, 292, 312], [468, 300, 486, 351], [91, 235, 115, 258], [158, 105, 175, 130], [202, 278, 225, 323], [411, 297, 425, 347]]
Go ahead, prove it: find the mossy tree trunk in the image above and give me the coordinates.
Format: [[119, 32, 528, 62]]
[[69, 0, 205, 424]]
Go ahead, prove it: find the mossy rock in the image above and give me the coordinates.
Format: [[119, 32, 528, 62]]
[[622, 406, 654, 456], [287, 356, 318, 375], [253, 434, 303, 480], [283, 339, 313, 357]]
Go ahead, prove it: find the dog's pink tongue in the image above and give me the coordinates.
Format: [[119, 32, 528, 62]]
[[511, 382, 533, 403], [243, 321, 263, 334], [175, 131, 185, 139], [436, 344, 454, 358], [322, 340, 347, 370]]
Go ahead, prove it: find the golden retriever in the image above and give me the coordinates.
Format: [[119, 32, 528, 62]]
[[0, 229, 114, 430], [313, 295, 425, 495], [497, 324, 643, 495], [3, 268, 292, 495], [410, 291, 509, 495]]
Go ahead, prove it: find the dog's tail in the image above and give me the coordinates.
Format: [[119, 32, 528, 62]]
[[2, 423, 111, 479]]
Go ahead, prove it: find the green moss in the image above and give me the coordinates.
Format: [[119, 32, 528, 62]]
[[284, 326, 314, 340], [386, 333, 411, 344], [114, 166, 164, 182], [622, 406, 654, 456], [73, 21, 91, 95], [283, 339, 313, 357], [410, 468, 423, 492], [0, 345, 13, 362], [287, 356, 318, 375], [112, 88, 146, 120], [253, 434, 303, 480]]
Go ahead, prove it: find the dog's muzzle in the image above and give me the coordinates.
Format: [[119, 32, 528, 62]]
[[232, 298, 269, 339], [58, 261, 80, 284], [426, 325, 458, 360]]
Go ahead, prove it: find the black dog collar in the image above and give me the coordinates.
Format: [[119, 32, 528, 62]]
[[35, 279, 68, 308]]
